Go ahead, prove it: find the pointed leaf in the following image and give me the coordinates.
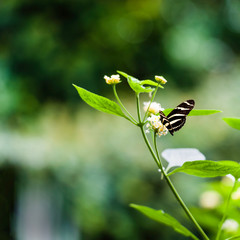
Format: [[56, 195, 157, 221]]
[[117, 70, 129, 79], [189, 109, 222, 116], [168, 160, 240, 179], [225, 235, 240, 240], [117, 71, 163, 88], [118, 71, 154, 94], [163, 109, 222, 116], [130, 204, 198, 240], [73, 84, 127, 118], [140, 80, 164, 88], [223, 118, 240, 130]]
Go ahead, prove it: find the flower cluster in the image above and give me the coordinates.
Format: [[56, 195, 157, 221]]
[[144, 101, 168, 137], [146, 114, 168, 137], [143, 101, 164, 115], [104, 74, 121, 85]]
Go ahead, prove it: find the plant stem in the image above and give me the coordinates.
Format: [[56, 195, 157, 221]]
[[139, 124, 161, 167], [215, 180, 237, 240], [142, 85, 159, 122], [112, 84, 138, 125], [136, 93, 209, 240], [136, 93, 142, 124]]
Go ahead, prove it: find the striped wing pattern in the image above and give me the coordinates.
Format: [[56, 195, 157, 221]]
[[159, 100, 195, 136]]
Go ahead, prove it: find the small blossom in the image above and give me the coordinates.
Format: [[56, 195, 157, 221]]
[[199, 190, 221, 209], [104, 74, 121, 85], [222, 219, 239, 232], [143, 101, 164, 115], [146, 114, 168, 137], [222, 174, 240, 186], [232, 187, 240, 200], [222, 174, 235, 186], [155, 76, 167, 84]]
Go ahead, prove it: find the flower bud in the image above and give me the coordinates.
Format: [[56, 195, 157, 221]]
[[232, 187, 240, 200], [222, 219, 239, 232], [143, 101, 164, 115], [199, 190, 221, 209], [155, 76, 167, 84], [104, 74, 121, 85]]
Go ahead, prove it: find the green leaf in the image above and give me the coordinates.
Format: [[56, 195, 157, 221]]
[[117, 71, 161, 88], [118, 71, 154, 94], [163, 109, 222, 116], [73, 84, 127, 118], [168, 160, 240, 179], [162, 109, 173, 115], [189, 109, 222, 116], [130, 204, 198, 240], [117, 70, 129, 79], [225, 235, 240, 240], [223, 118, 240, 130], [140, 79, 164, 88]]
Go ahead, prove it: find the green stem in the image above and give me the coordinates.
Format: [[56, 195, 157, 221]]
[[112, 85, 138, 125], [215, 180, 237, 240], [136, 93, 142, 124], [139, 124, 161, 167], [142, 85, 159, 122]]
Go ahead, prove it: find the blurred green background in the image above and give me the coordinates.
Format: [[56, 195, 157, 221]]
[[0, 0, 240, 239]]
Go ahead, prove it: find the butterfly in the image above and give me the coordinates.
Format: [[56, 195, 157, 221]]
[[159, 99, 195, 136]]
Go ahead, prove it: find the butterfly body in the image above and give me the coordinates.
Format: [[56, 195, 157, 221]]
[[159, 100, 195, 135]]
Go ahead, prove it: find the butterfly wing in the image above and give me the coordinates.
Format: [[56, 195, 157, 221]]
[[165, 99, 195, 135], [159, 110, 173, 134]]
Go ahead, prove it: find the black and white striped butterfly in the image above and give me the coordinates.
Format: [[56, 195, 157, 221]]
[[159, 99, 195, 136]]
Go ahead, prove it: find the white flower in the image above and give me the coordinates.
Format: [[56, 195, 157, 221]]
[[155, 76, 167, 84], [222, 174, 235, 186], [143, 101, 164, 115], [232, 187, 240, 200], [199, 190, 222, 209], [104, 74, 121, 84], [222, 219, 239, 232], [146, 114, 168, 137], [222, 174, 240, 186]]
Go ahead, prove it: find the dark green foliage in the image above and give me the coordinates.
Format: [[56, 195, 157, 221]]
[[1, 0, 240, 106]]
